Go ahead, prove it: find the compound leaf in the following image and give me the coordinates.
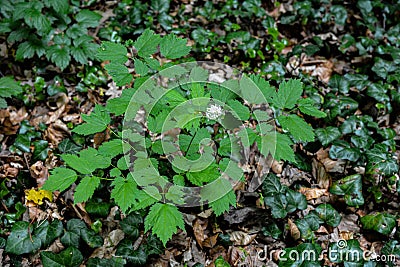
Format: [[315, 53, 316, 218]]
[[74, 176, 101, 204], [72, 105, 111, 135], [111, 176, 138, 213], [159, 33, 190, 59], [277, 114, 315, 142], [272, 79, 303, 109], [133, 29, 161, 58], [144, 203, 185, 246], [42, 168, 77, 192]]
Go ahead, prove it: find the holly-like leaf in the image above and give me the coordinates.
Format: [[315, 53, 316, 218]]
[[144, 203, 185, 246], [104, 63, 133, 87], [272, 79, 303, 109], [297, 98, 327, 118], [277, 114, 315, 142], [72, 105, 111, 135], [111, 176, 138, 213], [62, 147, 111, 174], [314, 203, 342, 227], [42, 168, 77, 192], [330, 174, 364, 206], [74, 176, 101, 204], [6, 221, 41, 255], [97, 41, 128, 64], [41, 247, 83, 267], [209, 189, 237, 216], [159, 33, 190, 59], [315, 126, 341, 146], [361, 212, 396, 235], [133, 29, 161, 58]]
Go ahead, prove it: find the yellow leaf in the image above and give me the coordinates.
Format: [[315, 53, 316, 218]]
[[25, 188, 53, 205]]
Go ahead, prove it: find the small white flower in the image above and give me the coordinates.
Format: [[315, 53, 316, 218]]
[[206, 104, 225, 120]]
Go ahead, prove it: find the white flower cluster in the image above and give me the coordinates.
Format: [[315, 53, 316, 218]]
[[206, 104, 225, 120]]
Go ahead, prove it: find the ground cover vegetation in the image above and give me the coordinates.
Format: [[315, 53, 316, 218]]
[[0, 0, 400, 266]]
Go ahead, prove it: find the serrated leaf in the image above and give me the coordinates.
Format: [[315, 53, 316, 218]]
[[261, 132, 295, 162], [315, 127, 341, 146], [186, 164, 220, 186], [98, 139, 123, 158], [134, 58, 149, 76], [330, 174, 364, 206], [297, 98, 326, 118], [165, 185, 185, 205], [144, 203, 185, 245], [42, 168, 77, 192], [97, 42, 128, 64], [76, 10, 101, 28], [41, 247, 83, 267], [74, 176, 100, 204], [104, 63, 133, 87], [107, 87, 135, 116], [209, 189, 236, 216], [47, 45, 71, 71], [277, 114, 315, 142], [249, 74, 274, 102], [43, 0, 69, 14], [0, 98, 7, 108], [62, 147, 110, 174], [159, 33, 190, 59], [240, 74, 265, 104], [133, 29, 161, 57], [111, 176, 138, 213], [272, 79, 303, 109], [0, 77, 22, 98], [227, 99, 250, 121], [72, 105, 111, 135]]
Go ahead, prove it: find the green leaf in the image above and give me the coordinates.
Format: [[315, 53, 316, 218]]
[[214, 256, 231, 267], [74, 176, 101, 204], [42, 168, 77, 192], [107, 87, 135, 116], [72, 105, 111, 135], [159, 33, 190, 59], [262, 222, 282, 239], [41, 247, 83, 267], [330, 5, 347, 25], [361, 212, 396, 235], [272, 79, 303, 109], [47, 45, 71, 71], [134, 58, 149, 76], [86, 257, 126, 267], [260, 132, 295, 162], [279, 243, 322, 267], [277, 114, 315, 142], [133, 29, 161, 57], [186, 164, 220, 186], [330, 174, 364, 206], [249, 74, 274, 102], [35, 220, 63, 248], [366, 147, 399, 176], [120, 213, 143, 238], [328, 239, 363, 265], [76, 10, 101, 28], [111, 176, 138, 213], [97, 42, 128, 64], [265, 194, 288, 218], [227, 99, 250, 121], [62, 147, 111, 174], [144, 203, 185, 246], [57, 139, 81, 154], [285, 189, 307, 213], [315, 127, 341, 146], [314, 204, 342, 227], [116, 241, 147, 265], [70, 36, 99, 65], [165, 185, 185, 205], [262, 174, 285, 197], [6, 221, 41, 254], [209, 189, 237, 216], [43, 0, 69, 14], [240, 74, 266, 104], [0, 77, 22, 98], [98, 139, 123, 158], [104, 63, 133, 87], [330, 140, 361, 161], [297, 98, 327, 118], [0, 98, 7, 108]]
